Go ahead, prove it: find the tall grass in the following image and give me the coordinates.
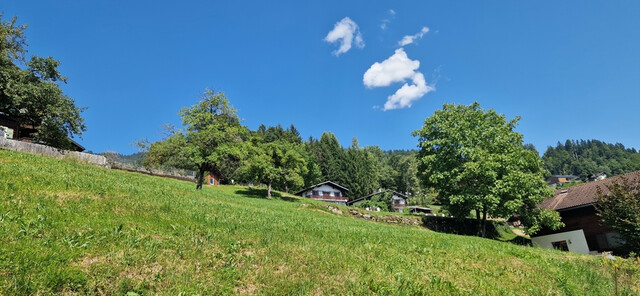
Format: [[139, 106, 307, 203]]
[[0, 149, 629, 295]]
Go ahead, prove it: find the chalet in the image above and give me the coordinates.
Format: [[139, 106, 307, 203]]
[[531, 171, 639, 254], [588, 172, 607, 182], [545, 175, 579, 186], [347, 189, 409, 212], [0, 114, 84, 152], [205, 173, 220, 186], [294, 181, 349, 205]]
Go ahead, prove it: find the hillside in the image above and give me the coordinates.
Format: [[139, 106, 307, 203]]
[[543, 139, 640, 179], [0, 149, 626, 295]]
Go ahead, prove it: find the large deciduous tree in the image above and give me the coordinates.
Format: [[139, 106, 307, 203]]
[[0, 15, 86, 149], [144, 89, 246, 189], [413, 102, 561, 236], [241, 126, 307, 198]]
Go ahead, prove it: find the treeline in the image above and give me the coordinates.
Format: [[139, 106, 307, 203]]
[[240, 123, 427, 200], [542, 139, 640, 179], [141, 90, 430, 201]]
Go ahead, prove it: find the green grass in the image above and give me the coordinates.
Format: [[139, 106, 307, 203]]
[[0, 149, 633, 295]]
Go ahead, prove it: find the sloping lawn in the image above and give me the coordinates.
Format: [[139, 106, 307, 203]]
[[0, 149, 626, 295]]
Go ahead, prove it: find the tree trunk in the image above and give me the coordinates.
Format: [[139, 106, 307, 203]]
[[475, 209, 482, 236], [267, 181, 272, 199], [480, 208, 488, 238], [196, 166, 205, 190]]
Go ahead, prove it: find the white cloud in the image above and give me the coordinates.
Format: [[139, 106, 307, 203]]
[[384, 72, 434, 110], [398, 26, 429, 46], [380, 20, 389, 30], [380, 9, 396, 30], [363, 48, 419, 87], [324, 17, 364, 56], [363, 48, 434, 111]]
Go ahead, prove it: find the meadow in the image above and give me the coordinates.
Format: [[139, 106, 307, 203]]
[[0, 149, 629, 295]]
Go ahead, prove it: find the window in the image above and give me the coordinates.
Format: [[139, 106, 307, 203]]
[[209, 178, 214, 185], [551, 240, 569, 251], [312, 190, 319, 196], [334, 191, 341, 197], [322, 191, 331, 196]]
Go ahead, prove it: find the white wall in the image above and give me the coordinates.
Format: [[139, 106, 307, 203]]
[[392, 194, 406, 204], [531, 229, 590, 255]]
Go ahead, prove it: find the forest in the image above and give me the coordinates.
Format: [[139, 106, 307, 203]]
[[541, 139, 640, 180]]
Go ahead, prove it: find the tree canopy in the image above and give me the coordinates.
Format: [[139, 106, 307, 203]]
[[144, 89, 246, 189], [241, 124, 308, 198], [0, 14, 85, 149], [413, 102, 561, 236], [596, 172, 640, 255]]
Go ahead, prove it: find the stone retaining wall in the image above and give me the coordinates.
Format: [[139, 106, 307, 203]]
[[0, 138, 107, 167]]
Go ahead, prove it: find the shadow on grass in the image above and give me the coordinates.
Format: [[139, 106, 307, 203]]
[[234, 187, 300, 202], [506, 235, 532, 246], [421, 215, 532, 246]]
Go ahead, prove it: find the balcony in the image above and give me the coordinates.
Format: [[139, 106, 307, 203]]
[[307, 195, 348, 202]]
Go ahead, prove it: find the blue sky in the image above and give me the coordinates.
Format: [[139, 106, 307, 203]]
[[3, 1, 639, 154]]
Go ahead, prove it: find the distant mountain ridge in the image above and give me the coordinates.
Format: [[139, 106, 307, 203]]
[[102, 151, 146, 166]]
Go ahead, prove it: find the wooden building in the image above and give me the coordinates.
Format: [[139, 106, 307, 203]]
[[545, 175, 579, 186], [204, 173, 220, 186], [347, 189, 409, 212], [0, 114, 84, 152], [294, 181, 349, 205], [532, 171, 639, 254]]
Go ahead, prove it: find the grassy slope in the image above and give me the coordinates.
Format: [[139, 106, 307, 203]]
[[0, 150, 624, 295]]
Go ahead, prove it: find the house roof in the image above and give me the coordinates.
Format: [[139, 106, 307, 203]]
[[547, 175, 579, 179], [69, 139, 85, 152], [539, 171, 640, 211], [346, 189, 409, 206], [293, 181, 349, 196]]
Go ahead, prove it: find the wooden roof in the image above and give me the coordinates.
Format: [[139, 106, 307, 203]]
[[539, 171, 640, 211], [293, 181, 350, 196]]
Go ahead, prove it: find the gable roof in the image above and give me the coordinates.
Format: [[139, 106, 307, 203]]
[[539, 171, 640, 211], [346, 189, 409, 206], [293, 181, 349, 196]]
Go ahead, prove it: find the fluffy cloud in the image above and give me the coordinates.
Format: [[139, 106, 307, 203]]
[[384, 72, 434, 110], [363, 48, 419, 87], [398, 27, 429, 46], [363, 48, 434, 111], [324, 17, 364, 56]]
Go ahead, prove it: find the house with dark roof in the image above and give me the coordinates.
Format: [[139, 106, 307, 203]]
[[347, 189, 409, 212], [531, 171, 639, 254], [545, 175, 580, 186], [294, 181, 349, 205]]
